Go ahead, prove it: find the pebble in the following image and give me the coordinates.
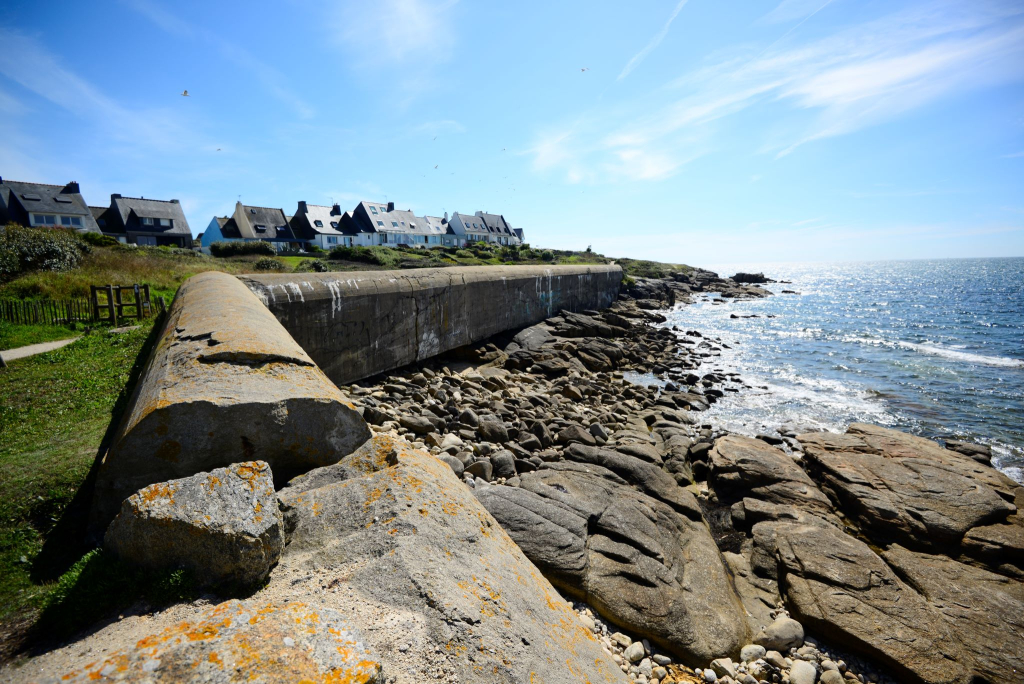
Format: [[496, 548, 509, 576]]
[[790, 660, 818, 684], [624, 641, 645, 663]]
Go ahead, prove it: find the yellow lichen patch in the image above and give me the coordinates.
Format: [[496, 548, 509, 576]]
[[137, 481, 179, 506]]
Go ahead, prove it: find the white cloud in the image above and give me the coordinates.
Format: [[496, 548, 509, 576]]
[[529, 0, 1024, 181], [335, 0, 458, 67], [618, 0, 689, 81]]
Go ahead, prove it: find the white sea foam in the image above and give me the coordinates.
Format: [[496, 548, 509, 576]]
[[897, 342, 1024, 368]]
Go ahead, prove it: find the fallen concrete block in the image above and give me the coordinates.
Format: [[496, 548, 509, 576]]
[[90, 271, 371, 532], [105, 461, 283, 588]]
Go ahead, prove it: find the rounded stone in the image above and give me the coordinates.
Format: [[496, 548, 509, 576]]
[[740, 644, 767, 663]]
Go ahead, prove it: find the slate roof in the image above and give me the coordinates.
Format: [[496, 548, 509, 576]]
[[420, 216, 450, 235], [476, 212, 515, 237], [0, 178, 100, 232], [111, 196, 191, 235], [216, 217, 243, 239], [453, 212, 490, 235], [295, 203, 347, 237], [238, 205, 294, 240]]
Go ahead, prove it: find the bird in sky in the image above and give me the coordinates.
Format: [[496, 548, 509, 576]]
[[216, 148, 221, 151], [434, 165, 438, 169], [433, 136, 437, 140], [181, 89, 189, 96], [580, 67, 589, 72]]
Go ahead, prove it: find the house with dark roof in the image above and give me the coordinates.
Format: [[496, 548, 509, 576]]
[[200, 202, 306, 253], [91, 194, 192, 247], [475, 211, 521, 246], [448, 212, 492, 244], [346, 201, 449, 247], [0, 177, 100, 233], [290, 202, 354, 250]]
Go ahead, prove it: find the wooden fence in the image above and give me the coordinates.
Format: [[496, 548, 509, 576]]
[[1, 285, 167, 326]]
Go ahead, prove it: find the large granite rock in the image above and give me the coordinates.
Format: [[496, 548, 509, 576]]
[[475, 461, 748, 665], [752, 518, 973, 684], [277, 435, 627, 683], [90, 271, 371, 532], [52, 599, 380, 683], [884, 545, 1024, 684], [104, 461, 283, 588], [709, 435, 833, 516], [797, 424, 1017, 552]]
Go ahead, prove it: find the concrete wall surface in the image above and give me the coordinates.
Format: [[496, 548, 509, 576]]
[[90, 271, 370, 532], [242, 264, 622, 385]]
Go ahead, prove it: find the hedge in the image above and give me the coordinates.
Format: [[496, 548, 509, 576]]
[[209, 240, 276, 257], [0, 223, 90, 281]]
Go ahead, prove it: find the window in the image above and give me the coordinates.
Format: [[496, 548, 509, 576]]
[[60, 216, 73, 226], [379, 206, 386, 213], [254, 225, 267, 232], [391, 221, 398, 227], [159, 218, 172, 227], [370, 206, 377, 214], [32, 214, 57, 225], [327, 237, 337, 244], [377, 220, 385, 227], [141, 217, 155, 226], [314, 220, 323, 227], [331, 221, 338, 228], [400, 221, 405, 226]]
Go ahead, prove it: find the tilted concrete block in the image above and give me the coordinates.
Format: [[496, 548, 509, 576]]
[[90, 271, 370, 532]]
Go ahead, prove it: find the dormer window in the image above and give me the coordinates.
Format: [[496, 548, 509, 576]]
[[370, 206, 378, 214], [60, 216, 83, 227], [377, 221, 384, 227], [254, 225, 267, 232], [158, 218, 172, 227], [250, 209, 257, 214], [141, 217, 155, 226], [314, 220, 323, 227], [391, 221, 399, 227], [330, 221, 338, 228]]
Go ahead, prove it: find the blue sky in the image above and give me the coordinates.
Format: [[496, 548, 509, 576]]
[[1, 0, 1022, 266]]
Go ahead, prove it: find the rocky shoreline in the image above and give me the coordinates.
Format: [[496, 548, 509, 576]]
[[342, 267, 1023, 684], [8, 268, 1022, 684]]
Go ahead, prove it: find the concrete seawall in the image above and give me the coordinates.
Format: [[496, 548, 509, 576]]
[[242, 264, 622, 385], [89, 271, 370, 531]]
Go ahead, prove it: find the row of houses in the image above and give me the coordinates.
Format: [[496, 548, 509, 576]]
[[0, 176, 193, 247], [200, 200, 524, 253], [0, 176, 526, 253]]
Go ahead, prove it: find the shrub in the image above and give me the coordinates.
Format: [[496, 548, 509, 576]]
[[0, 223, 89, 280], [209, 240, 276, 257], [540, 250, 554, 262], [328, 245, 401, 268], [253, 256, 283, 271], [297, 258, 329, 273], [80, 232, 120, 248], [455, 249, 474, 259], [306, 244, 323, 253]]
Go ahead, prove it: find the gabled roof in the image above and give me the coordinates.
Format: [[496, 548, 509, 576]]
[[216, 216, 243, 239], [453, 212, 490, 235], [238, 204, 293, 240], [111, 196, 191, 235], [420, 216, 450, 235], [0, 179, 90, 216], [296, 203, 347, 237], [476, 212, 514, 236]]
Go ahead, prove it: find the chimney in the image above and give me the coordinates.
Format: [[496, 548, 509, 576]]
[[170, 199, 179, 204], [387, 201, 395, 212], [298, 201, 308, 213], [332, 203, 341, 214], [64, 181, 81, 194], [444, 211, 448, 221], [110, 194, 122, 202]]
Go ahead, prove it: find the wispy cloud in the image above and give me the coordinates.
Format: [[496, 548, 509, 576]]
[[618, 0, 689, 81], [762, 0, 831, 25], [124, 0, 314, 119], [0, 27, 198, 152], [530, 0, 1024, 182], [1003, 150, 1024, 158], [334, 0, 458, 68]]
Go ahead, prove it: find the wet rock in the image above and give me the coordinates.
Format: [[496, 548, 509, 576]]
[[104, 461, 282, 588], [475, 462, 747, 665]]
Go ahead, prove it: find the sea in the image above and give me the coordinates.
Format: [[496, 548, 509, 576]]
[[656, 257, 1024, 484]]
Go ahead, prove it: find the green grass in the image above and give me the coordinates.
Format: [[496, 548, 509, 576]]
[[0, 321, 156, 639], [0, 322, 83, 351]]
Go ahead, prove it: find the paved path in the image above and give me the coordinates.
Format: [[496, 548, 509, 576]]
[[0, 337, 80, 365]]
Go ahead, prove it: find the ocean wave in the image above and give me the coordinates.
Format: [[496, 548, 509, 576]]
[[897, 342, 1024, 368]]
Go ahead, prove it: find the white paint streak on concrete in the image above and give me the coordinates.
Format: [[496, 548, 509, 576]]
[[286, 282, 305, 303]]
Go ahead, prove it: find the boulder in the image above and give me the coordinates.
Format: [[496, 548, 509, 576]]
[[883, 545, 1024, 684], [475, 462, 748, 665], [104, 461, 282, 588], [556, 424, 598, 447], [489, 449, 517, 479], [753, 519, 973, 684], [752, 616, 803, 652], [90, 272, 370, 532], [797, 424, 1016, 552], [944, 439, 992, 464], [709, 435, 833, 516], [277, 435, 628, 683], [52, 599, 380, 683], [476, 414, 508, 443]]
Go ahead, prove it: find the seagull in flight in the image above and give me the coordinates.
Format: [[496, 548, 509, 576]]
[[580, 68, 589, 72], [434, 165, 438, 169], [216, 148, 221, 151], [181, 89, 190, 96]]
